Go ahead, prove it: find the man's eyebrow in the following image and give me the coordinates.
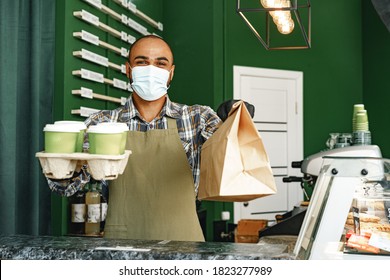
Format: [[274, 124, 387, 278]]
[[134, 55, 149, 60], [156, 57, 169, 62]]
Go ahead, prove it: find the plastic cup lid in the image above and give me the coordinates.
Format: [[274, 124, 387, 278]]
[[87, 125, 125, 134], [43, 124, 81, 133], [54, 120, 87, 130], [96, 122, 129, 131]]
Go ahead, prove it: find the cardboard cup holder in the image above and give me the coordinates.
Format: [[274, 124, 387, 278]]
[[35, 150, 132, 180]]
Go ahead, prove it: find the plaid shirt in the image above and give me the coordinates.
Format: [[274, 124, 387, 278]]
[[84, 95, 221, 193]]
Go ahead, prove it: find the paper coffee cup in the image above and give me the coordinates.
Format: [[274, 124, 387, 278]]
[[96, 122, 129, 154], [54, 121, 87, 152], [87, 125, 125, 155], [43, 124, 80, 153]]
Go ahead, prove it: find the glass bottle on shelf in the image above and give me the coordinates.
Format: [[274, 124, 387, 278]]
[[85, 182, 101, 236], [98, 183, 108, 234], [68, 189, 86, 235]]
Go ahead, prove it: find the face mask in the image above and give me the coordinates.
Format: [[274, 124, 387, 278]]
[[130, 65, 171, 101]]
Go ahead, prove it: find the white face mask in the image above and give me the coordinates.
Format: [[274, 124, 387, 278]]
[[130, 65, 171, 101]]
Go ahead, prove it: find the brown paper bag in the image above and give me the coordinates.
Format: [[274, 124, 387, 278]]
[[198, 100, 277, 202]]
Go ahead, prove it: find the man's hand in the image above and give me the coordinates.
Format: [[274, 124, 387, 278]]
[[217, 99, 255, 121], [46, 165, 91, 197]]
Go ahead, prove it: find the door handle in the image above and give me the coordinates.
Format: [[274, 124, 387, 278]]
[[243, 202, 249, 207]]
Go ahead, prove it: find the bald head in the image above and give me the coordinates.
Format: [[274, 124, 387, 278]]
[[129, 35, 174, 66]]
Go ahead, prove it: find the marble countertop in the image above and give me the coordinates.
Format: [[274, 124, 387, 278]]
[[0, 234, 297, 260]]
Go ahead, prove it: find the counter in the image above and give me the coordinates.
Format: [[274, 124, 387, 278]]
[[0, 234, 296, 260]]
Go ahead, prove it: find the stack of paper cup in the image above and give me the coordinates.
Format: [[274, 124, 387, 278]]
[[352, 104, 365, 131], [54, 121, 87, 152], [354, 110, 369, 131], [351, 104, 371, 145]]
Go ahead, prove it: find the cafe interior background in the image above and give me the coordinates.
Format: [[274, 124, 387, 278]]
[[0, 0, 389, 242]]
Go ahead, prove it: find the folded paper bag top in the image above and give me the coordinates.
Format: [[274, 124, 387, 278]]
[[198, 100, 277, 202]]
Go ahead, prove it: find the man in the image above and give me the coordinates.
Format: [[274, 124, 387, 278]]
[[84, 35, 223, 241], [49, 35, 253, 241]]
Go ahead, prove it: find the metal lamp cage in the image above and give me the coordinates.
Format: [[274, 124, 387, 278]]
[[236, 0, 311, 50]]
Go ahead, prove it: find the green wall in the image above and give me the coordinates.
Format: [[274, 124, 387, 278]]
[[362, 1, 390, 158], [224, 0, 364, 157], [165, 0, 367, 159], [163, 0, 224, 108]]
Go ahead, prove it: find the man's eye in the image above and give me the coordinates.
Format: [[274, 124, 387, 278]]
[[136, 61, 147, 65]]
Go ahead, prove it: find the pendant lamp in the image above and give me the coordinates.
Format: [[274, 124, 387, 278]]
[[237, 0, 311, 50]]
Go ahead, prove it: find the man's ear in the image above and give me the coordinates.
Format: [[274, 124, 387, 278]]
[[126, 62, 131, 81], [169, 65, 175, 83]]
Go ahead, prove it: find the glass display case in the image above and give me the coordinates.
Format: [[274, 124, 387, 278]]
[[294, 157, 390, 260]]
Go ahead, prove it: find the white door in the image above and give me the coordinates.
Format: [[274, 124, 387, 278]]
[[233, 66, 304, 224]]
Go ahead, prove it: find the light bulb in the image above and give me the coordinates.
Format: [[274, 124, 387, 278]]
[[277, 18, 294, 34], [260, 0, 269, 8], [268, 0, 287, 21], [272, 11, 291, 25], [273, 0, 294, 34], [262, 0, 294, 34], [273, 0, 283, 8], [260, 0, 276, 8], [283, 0, 291, 8]]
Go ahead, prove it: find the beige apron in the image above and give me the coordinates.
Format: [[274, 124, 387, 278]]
[[104, 117, 205, 241]]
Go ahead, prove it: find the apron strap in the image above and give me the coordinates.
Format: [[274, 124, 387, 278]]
[[166, 117, 177, 129]]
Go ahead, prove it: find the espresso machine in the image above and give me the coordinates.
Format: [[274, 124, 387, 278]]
[[259, 145, 382, 238]]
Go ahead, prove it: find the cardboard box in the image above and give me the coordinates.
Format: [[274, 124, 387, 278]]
[[235, 219, 268, 243]]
